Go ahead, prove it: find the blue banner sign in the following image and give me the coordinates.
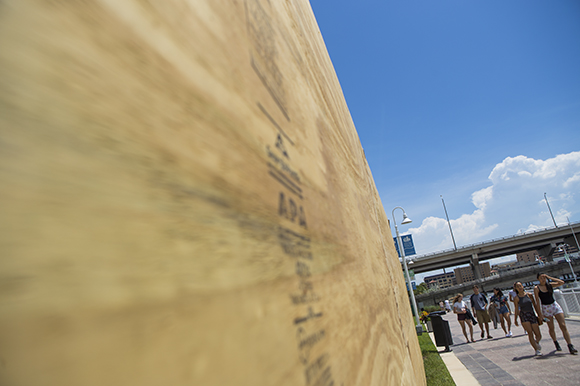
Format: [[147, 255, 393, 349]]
[[393, 234, 416, 257]]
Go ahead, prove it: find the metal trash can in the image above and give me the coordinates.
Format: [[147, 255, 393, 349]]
[[425, 320, 433, 333], [428, 311, 453, 352]]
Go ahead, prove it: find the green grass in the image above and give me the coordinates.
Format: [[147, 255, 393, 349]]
[[418, 331, 456, 386]]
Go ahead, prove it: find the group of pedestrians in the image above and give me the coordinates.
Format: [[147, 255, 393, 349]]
[[451, 274, 578, 357]]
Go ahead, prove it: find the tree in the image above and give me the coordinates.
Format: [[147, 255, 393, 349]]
[[414, 282, 428, 295]]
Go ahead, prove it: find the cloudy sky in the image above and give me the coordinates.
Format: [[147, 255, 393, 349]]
[[310, 0, 580, 282]]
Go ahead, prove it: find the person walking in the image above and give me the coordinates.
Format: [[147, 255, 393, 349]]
[[444, 299, 451, 313], [508, 287, 517, 303], [534, 273, 578, 354], [513, 281, 544, 356], [509, 285, 526, 335], [470, 285, 492, 339], [452, 293, 475, 343], [490, 288, 512, 337]]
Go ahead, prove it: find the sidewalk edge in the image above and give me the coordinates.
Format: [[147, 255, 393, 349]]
[[427, 332, 481, 386]]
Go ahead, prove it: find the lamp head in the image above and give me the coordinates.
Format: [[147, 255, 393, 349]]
[[401, 213, 412, 225]]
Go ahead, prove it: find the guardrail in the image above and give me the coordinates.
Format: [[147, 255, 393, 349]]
[[416, 259, 580, 300]]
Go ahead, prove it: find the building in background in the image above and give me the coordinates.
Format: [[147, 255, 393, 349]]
[[454, 262, 491, 284], [517, 250, 541, 263], [491, 261, 518, 275], [424, 271, 456, 289], [552, 244, 579, 259]]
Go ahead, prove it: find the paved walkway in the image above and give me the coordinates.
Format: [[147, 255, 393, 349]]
[[432, 313, 580, 386]]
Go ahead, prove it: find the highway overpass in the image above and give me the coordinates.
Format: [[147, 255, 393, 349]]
[[407, 222, 580, 275]]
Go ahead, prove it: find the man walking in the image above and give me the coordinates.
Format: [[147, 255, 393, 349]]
[[471, 285, 493, 339]]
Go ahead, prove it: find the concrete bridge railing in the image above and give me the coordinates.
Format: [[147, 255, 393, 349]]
[[416, 259, 580, 307]]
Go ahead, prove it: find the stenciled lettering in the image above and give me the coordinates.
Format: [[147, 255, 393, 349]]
[[278, 192, 307, 228]]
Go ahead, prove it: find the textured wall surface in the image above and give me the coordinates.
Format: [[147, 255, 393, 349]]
[[0, 1, 425, 385]]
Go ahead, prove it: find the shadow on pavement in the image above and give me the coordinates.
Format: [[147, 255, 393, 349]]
[[511, 355, 537, 361]]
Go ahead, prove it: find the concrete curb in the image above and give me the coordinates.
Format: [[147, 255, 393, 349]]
[[427, 332, 481, 386]]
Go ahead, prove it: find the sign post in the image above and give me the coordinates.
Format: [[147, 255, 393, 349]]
[[393, 234, 416, 258], [395, 235, 418, 293]]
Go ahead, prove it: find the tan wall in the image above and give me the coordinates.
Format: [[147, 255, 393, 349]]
[[0, 1, 425, 385]]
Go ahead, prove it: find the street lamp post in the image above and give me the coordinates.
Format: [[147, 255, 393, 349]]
[[567, 217, 580, 255], [559, 243, 579, 287], [392, 206, 421, 333]]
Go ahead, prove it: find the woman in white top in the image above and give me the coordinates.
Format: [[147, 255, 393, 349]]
[[453, 293, 475, 343]]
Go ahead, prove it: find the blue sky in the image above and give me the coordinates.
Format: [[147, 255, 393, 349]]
[[310, 0, 580, 281]]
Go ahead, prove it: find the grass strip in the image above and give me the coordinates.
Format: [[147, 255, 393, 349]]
[[418, 332, 456, 386]]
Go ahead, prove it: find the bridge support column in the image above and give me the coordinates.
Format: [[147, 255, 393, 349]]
[[470, 252, 482, 280], [539, 242, 559, 262]]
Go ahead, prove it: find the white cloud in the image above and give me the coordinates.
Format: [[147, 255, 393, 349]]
[[407, 151, 580, 256], [471, 186, 493, 210], [564, 173, 580, 188]]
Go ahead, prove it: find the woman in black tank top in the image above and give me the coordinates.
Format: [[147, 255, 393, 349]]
[[534, 273, 577, 354], [513, 281, 543, 356]]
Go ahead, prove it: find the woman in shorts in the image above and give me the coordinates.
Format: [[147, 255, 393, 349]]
[[452, 293, 475, 343], [513, 282, 544, 356], [534, 273, 578, 354], [490, 288, 512, 337]]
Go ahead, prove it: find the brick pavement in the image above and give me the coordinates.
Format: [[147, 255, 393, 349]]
[[440, 312, 580, 386]]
